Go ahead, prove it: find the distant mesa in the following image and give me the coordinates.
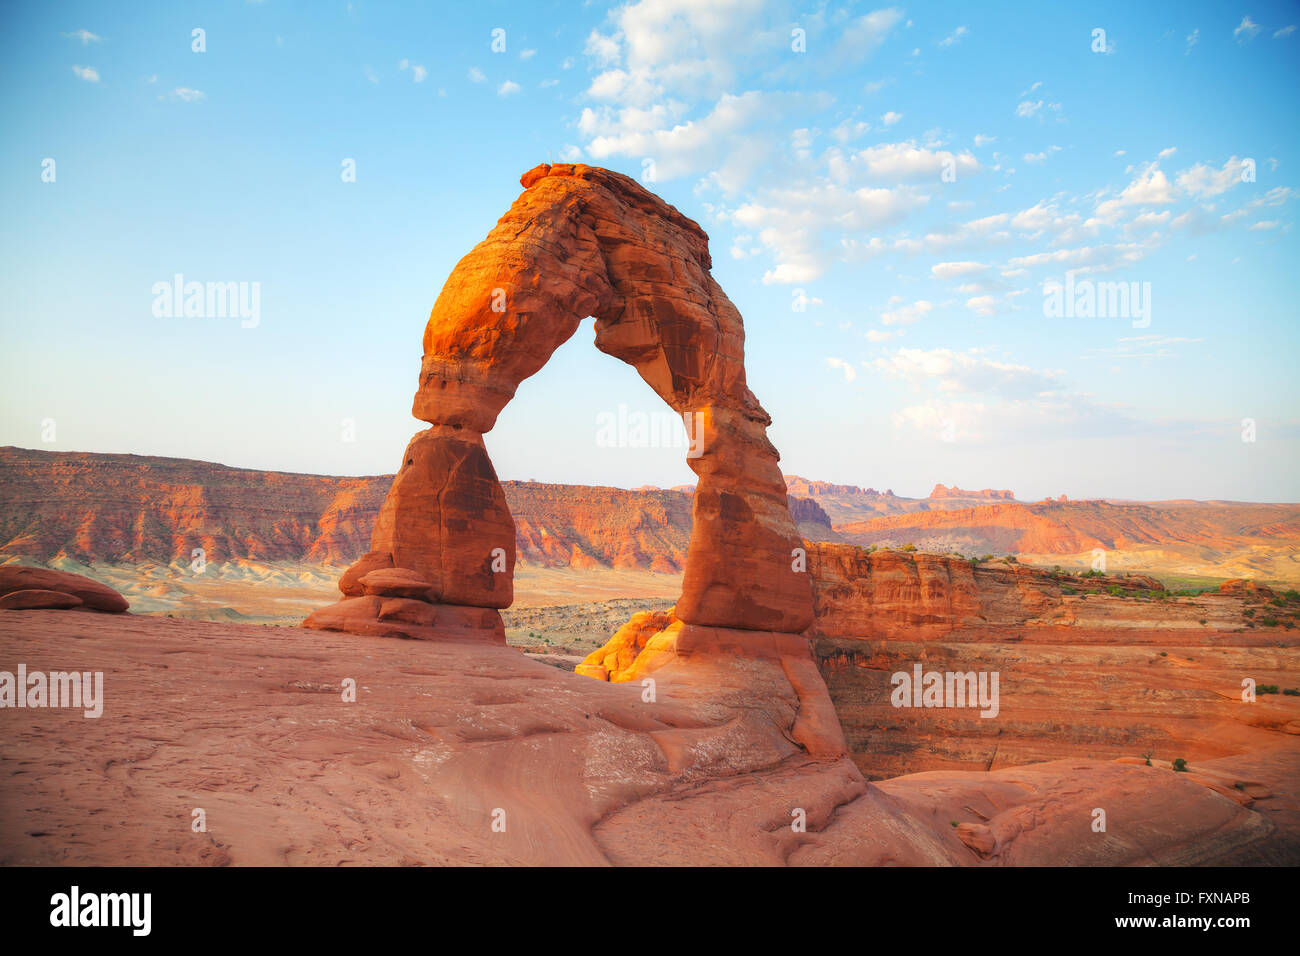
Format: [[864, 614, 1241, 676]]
[[785, 474, 891, 498], [929, 483, 1016, 501]]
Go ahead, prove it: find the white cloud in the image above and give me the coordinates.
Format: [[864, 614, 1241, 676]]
[[974, 134, 996, 147], [881, 300, 934, 326], [836, 141, 980, 181], [1249, 220, 1280, 231], [1089, 163, 1174, 225], [1024, 145, 1061, 163], [71, 65, 99, 83], [939, 26, 968, 47], [832, 119, 871, 143], [412, 65, 427, 83], [468, 67, 486, 83], [965, 295, 996, 316], [1276, 25, 1297, 38], [872, 347, 1063, 399], [826, 357, 857, 382], [520, 48, 537, 60], [1016, 100, 1043, 118], [1158, 146, 1177, 159], [171, 87, 205, 102], [931, 261, 989, 279], [560, 144, 582, 162], [498, 80, 521, 96], [1234, 16, 1261, 43], [62, 29, 102, 44], [881, 110, 903, 126], [732, 179, 928, 283], [1175, 157, 1252, 198], [866, 328, 897, 342], [1185, 28, 1199, 53]]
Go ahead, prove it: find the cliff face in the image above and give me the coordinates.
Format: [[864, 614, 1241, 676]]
[[0, 447, 391, 567], [0, 447, 833, 572], [805, 544, 1059, 640], [802, 543, 1299, 781], [504, 481, 692, 572]]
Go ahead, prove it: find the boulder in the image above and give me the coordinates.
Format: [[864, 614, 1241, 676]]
[[0, 566, 128, 613], [0, 589, 84, 610]]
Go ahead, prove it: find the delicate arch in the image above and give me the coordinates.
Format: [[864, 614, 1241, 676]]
[[308, 163, 812, 643]]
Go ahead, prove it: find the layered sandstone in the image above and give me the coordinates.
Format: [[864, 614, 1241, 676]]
[[801, 544, 1300, 780]]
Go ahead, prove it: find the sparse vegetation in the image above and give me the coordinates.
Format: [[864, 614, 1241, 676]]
[[1172, 758, 1188, 772], [901, 543, 917, 552]]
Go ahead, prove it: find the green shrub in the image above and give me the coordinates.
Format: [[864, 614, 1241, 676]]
[[1258, 684, 1280, 695], [1172, 758, 1188, 772]]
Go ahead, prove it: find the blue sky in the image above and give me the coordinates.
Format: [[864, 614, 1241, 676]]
[[1, 0, 1297, 501]]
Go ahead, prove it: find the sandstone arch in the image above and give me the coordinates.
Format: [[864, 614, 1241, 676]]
[[307, 163, 813, 652]]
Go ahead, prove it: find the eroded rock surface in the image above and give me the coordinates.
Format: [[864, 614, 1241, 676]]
[[2, 612, 1293, 866]]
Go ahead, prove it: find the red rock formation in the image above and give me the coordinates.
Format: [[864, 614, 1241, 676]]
[[317, 163, 812, 640], [804, 544, 1058, 640], [0, 565, 129, 613], [929, 483, 1016, 501]]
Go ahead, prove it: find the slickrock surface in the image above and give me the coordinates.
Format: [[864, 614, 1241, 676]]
[[323, 163, 812, 640], [2, 612, 1294, 866]]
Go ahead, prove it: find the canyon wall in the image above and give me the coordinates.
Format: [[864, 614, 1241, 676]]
[[804, 543, 1300, 780]]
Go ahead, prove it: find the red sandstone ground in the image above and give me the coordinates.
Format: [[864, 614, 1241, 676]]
[[2, 610, 1295, 866]]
